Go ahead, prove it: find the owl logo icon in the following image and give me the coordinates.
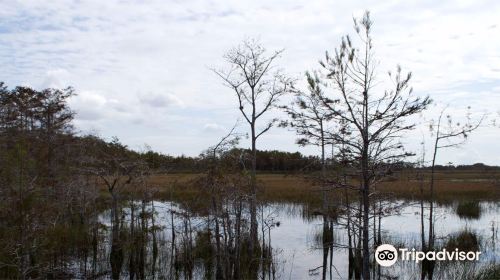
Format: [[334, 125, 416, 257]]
[[375, 244, 398, 267]]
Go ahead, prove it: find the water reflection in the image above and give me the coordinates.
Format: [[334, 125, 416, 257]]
[[89, 200, 500, 279]]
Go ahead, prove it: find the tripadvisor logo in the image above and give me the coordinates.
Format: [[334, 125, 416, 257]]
[[375, 244, 398, 267], [375, 244, 482, 267]]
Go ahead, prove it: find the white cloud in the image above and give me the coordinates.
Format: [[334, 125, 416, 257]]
[[69, 91, 108, 121], [139, 92, 184, 108], [203, 122, 224, 132], [42, 68, 70, 88]]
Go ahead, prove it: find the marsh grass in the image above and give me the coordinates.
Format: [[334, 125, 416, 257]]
[[445, 229, 480, 252], [456, 201, 482, 220], [473, 264, 500, 280], [137, 170, 500, 205]]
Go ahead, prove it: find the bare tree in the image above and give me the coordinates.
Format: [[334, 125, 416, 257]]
[[426, 106, 484, 251], [202, 124, 240, 279], [319, 11, 431, 279], [82, 136, 145, 280], [84, 137, 140, 224], [213, 39, 294, 252]]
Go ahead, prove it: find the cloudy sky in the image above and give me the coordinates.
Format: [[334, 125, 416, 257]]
[[1, 0, 499, 165]]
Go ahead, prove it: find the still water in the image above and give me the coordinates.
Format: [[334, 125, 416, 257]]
[[98, 200, 499, 279]]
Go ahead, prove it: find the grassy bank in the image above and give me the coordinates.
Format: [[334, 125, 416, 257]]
[[143, 170, 500, 204]]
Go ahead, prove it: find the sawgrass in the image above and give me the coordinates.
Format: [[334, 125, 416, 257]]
[[142, 170, 500, 203]]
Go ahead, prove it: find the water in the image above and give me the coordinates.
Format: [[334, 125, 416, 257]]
[[265, 201, 499, 279], [98, 200, 499, 279]]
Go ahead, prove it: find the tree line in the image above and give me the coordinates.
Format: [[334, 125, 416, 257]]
[[144, 148, 324, 173]]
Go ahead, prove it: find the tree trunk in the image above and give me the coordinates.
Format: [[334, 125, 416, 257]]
[[420, 171, 426, 251], [362, 181, 370, 280], [429, 137, 438, 250], [320, 122, 326, 212], [249, 124, 258, 256], [212, 196, 223, 279], [362, 138, 370, 280]]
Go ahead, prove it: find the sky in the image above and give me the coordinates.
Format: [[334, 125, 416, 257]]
[[1, 0, 499, 165]]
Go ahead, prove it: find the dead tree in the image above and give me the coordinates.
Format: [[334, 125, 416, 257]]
[[84, 137, 140, 224], [83, 136, 144, 280], [427, 106, 483, 251], [202, 124, 240, 279], [319, 11, 431, 280], [213, 39, 294, 253]]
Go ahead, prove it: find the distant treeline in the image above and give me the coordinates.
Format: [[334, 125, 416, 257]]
[[139, 148, 500, 173], [422, 162, 500, 171], [142, 148, 323, 173], [59, 135, 499, 173]]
